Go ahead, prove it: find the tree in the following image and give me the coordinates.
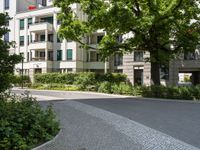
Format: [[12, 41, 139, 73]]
[[0, 13, 21, 92], [54, 0, 200, 85]]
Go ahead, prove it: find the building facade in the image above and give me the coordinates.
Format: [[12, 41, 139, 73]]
[[1, 0, 118, 82], [1, 0, 199, 86]]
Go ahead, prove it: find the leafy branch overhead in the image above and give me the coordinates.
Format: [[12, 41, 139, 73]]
[[54, 0, 199, 61], [54, 0, 200, 85], [0, 13, 21, 92]]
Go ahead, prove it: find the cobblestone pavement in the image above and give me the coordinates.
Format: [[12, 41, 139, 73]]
[[12, 88, 200, 150]]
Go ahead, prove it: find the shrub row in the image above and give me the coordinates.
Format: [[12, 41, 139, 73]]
[[34, 72, 128, 87], [11, 75, 31, 85], [141, 85, 200, 100], [0, 93, 59, 150], [33, 72, 200, 100], [31, 83, 79, 91], [34, 73, 78, 85]]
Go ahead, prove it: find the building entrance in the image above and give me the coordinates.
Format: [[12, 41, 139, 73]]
[[134, 69, 143, 85]]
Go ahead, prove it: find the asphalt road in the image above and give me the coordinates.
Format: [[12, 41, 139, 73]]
[[75, 98, 200, 148], [12, 89, 200, 149]]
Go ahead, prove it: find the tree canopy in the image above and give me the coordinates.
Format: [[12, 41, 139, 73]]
[[0, 13, 21, 92], [54, 0, 200, 85]]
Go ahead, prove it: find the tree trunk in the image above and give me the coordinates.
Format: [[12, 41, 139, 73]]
[[151, 62, 160, 85]]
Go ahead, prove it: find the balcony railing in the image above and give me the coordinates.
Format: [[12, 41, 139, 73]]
[[30, 40, 53, 43], [31, 57, 45, 61]]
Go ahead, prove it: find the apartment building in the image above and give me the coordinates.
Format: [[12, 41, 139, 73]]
[[169, 50, 200, 86], [1, 0, 199, 86], [0, 0, 117, 81]]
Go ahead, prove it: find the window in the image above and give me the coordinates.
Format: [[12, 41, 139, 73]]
[[48, 34, 53, 42], [134, 52, 144, 62], [20, 36, 24, 46], [57, 50, 62, 61], [67, 49, 73, 60], [57, 35, 62, 43], [41, 16, 53, 24], [42, 0, 47, 6], [4, 33, 9, 42], [114, 54, 123, 66], [97, 35, 104, 44], [67, 68, 73, 72], [28, 18, 32, 27], [40, 52, 45, 58], [48, 51, 53, 61], [4, 0, 9, 9], [20, 19, 24, 30], [40, 35, 45, 41]]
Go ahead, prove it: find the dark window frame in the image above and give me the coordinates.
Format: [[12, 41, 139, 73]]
[[4, 0, 9, 9], [20, 19, 24, 30], [66, 49, 73, 61], [20, 36, 24, 46], [134, 51, 144, 62], [57, 50, 62, 61]]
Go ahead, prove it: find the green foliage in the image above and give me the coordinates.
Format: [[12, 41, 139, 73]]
[[184, 76, 191, 82], [33, 73, 200, 100], [54, 0, 200, 85], [0, 93, 59, 150], [74, 72, 96, 90], [98, 82, 112, 93], [141, 85, 200, 100], [11, 75, 31, 86], [34, 73, 78, 84], [0, 13, 22, 92], [34, 72, 128, 85], [95, 73, 127, 83], [111, 83, 133, 95], [31, 83, 79, 91]]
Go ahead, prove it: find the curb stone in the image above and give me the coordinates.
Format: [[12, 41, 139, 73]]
[[12, 87, 200, 104], [32, 129, 62, 150]]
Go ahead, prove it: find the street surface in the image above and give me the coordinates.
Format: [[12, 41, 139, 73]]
[[12, 88, 200, 150]]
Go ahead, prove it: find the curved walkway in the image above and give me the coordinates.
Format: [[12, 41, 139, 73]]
[[12, 88, 200, 150]]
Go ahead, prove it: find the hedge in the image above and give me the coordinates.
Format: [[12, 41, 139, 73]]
[[0, 92, 59, 150], [34, 73, 78, 84], [34, 72, 128, 85], [141, 85, 200, 100]]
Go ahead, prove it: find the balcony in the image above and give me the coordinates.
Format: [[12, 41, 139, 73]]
[[29, 41, 53, 50], [85, 62, 109, 69], [31, 57, 45, 61], [29, 22, 53, 32]]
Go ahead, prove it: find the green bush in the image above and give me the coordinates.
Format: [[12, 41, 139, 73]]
[[31, 83, 79, 91], [0, 92, 59, 150], [132, 86, 142, 96], [98, 82, 112, 93], [34, 73, 78, 84], [111, 83, 132, 95], [11, 75, 31, 86], [95, 73, 127, 83], [74, 72, 96, 90], [141, 85, 200, 100]]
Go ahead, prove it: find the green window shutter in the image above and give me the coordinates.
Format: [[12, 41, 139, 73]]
[[20, 19, 24, 30], [57, 50, 62, 61], [67, 49, 73, 60], [28, 18, 32, 25], [20, 36, 24, 46]]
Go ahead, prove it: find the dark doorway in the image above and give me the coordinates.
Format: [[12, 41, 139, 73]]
[[134, 69, 143, 85], [34, 68, 42, 74]]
